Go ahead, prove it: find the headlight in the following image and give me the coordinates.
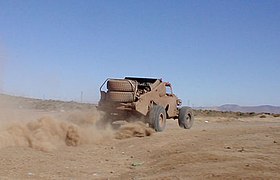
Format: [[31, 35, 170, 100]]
[[176, 99, 182, 106]]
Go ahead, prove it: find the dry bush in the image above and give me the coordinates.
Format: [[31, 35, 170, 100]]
[[272, 114, 280, 118]]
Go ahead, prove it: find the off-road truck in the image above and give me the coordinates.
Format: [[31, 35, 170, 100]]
[[97, 77, 194, 132]]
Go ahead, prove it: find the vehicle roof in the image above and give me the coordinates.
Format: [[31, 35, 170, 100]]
[[125, 77, 161, 83]]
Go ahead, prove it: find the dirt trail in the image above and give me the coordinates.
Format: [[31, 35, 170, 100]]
[[0, 96, 279, 179]]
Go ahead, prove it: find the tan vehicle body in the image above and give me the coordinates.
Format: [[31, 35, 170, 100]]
[[98, 77, 193, 131], [134, 81, 178, 117]]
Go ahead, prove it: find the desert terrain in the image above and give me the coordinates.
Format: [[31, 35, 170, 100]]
[[0, 94, 279, 179]]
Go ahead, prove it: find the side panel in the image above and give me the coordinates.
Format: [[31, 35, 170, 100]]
[[157, 95, 178, 117], [134, 83, 178, 117]]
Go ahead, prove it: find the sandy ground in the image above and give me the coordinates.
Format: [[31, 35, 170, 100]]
[[0, 97, 279, 179]]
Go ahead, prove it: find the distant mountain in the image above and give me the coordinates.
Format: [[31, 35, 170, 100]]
[[196, 104, 280, 114]]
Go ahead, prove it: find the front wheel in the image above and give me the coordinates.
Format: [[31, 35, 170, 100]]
[[178, 107, 194, 129]]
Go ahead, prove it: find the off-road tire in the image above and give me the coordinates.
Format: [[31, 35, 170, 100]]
[[107, 79, 136, 92], [107, 91, 134, 102], [149, 105, 166, 132], [178, 107, 194, 129]]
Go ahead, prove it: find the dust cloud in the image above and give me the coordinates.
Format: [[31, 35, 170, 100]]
[[0, 99, 155, 152], [0, 44, 8, 93], [0, 53, 5, 92], [0, 93, 113, 152], [115, 121, 155, 139], [0, 110, 115, 152]]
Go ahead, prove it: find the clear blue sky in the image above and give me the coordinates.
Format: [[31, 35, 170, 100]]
[[0, 0, 279, 106]]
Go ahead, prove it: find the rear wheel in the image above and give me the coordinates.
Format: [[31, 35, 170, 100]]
[[178, 107, 194, 129], [149, 105, 166, 132], [95, 112, 126, 130], [95, 113, 111, 129]]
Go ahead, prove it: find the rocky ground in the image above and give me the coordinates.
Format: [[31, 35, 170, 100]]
[[0, 94, 279, 179]]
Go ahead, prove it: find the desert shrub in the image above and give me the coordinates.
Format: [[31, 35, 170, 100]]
[[272, 114, 280, 118], [259, 115, 266, 118], [249, 112, 256, 116]]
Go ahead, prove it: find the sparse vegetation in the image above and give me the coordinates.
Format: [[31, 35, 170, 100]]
[[259, 115, 266, 118], [194, 109, 257, 118], [272, 114, 280, 118]]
